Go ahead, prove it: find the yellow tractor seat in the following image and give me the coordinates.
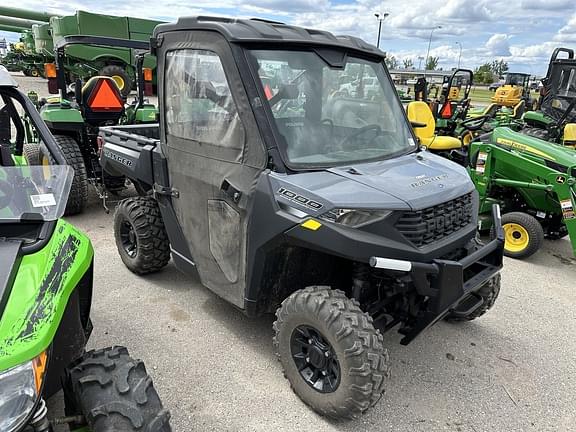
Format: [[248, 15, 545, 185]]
[[406, 101, 462, 151], [564, 123, 576, 148]]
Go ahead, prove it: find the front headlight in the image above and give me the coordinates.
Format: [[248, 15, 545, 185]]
[[319, 208, 392, 228], [0, 353, 46, 432]]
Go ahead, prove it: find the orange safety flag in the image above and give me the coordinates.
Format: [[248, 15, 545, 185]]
[[88, 79, 124, 112], [440, 102, 453, 119]]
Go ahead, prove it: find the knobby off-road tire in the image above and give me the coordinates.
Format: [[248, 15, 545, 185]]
[[114, 197, 170, 274], [66, 346, 171, 432], [100, 65, 133, 98], [492, 212, 544, 259], [42, 135, 88, 215], [23, 143, 41, 165], [446, 273, 501, 322], [274, 286, 390, 419]]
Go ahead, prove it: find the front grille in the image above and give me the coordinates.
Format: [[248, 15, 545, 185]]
[[395, 193, 474, 247]]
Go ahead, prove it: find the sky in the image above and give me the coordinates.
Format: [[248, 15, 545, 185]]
[[1, 0, 575, 76]]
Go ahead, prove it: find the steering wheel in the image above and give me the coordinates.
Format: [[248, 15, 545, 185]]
[[460, 115, 489, 132], [0, 178, 14, 210], [340, 124, 382, 149]]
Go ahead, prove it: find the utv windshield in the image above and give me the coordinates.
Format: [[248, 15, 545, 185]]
[[0, 165, 73, 222], [249, 49, 416, 168]]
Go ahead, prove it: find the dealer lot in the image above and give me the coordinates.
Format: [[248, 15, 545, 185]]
[[14, 74, 574, 432]]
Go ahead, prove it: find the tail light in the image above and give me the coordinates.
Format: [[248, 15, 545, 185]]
[[143, 67, 153, 82], [44, 63, 56, 78], [47, 78, 58, 94]]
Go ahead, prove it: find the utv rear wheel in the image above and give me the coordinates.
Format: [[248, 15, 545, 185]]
[[66, 346, 171, 432], [42, 135, 88, 215], [494, 212, 544, 259], [114, 197, 170, 274], [100, 65, 132, 98], [274, 286, 390, 419], [446, 273, 501, 321], [23, 143, 40, 165]]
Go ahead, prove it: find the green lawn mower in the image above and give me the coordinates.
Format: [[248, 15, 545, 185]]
[[0, 68, 170, 431]]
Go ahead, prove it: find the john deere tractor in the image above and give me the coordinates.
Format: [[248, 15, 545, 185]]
[[408, 99, 576, 259], [27, 35, 157, 215], [491, 72, 534, 109], [0, 66, 171, 432]]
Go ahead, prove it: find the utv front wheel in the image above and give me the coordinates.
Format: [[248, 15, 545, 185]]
[[41, 135, 88, 215], [114, 197, 170, 274], [496, 212, 544, 259], [66, 346, 171, 432], [274, 286, 390, 419]]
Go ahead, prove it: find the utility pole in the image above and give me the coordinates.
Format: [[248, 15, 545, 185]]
[[455, 41, 462, 69], [425, 25, 442, 75], [374, 12, 390, 49]]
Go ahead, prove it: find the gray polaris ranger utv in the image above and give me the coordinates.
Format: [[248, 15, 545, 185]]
[[99, 17, 505, 419]]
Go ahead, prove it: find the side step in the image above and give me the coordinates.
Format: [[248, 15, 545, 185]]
[[449, 293, 483, 318]]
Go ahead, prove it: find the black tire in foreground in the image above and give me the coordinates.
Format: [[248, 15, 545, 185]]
[[274, 286, 390, 419], [492, 211, 544, 259], [66, 346, 171, 432], [114, 197, 171, 274], [42, 135, 88, 215], [446, 273, 501, 322], [23, 143, 41, 165], [100, 65, 133, 98]]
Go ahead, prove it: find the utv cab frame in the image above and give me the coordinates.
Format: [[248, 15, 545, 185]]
[[100, 17, 504, 420]]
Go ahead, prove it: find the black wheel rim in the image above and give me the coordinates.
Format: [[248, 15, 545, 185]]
[[119, 219, 138, 258], [290, 325, 341, 393]]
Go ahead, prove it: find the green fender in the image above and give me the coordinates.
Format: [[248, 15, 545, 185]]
[[0, 220, 93, 372], [40, 101, 84, 125]]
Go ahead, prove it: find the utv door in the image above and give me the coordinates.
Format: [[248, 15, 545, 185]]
[[158, 31, 267, 308]]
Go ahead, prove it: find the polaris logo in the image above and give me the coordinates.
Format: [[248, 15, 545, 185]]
[[277, 187, 323, 210], [103, 149, 133, 167], [410, 174, 448, 188]]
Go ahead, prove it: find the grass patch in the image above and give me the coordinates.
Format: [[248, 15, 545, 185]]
[[470, 87, 494, 104]]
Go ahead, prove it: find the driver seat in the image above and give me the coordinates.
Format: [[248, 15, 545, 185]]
[[407, 102, 462, 151]]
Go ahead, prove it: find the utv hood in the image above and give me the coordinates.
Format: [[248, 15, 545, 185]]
[[270, 151, 474, 215]]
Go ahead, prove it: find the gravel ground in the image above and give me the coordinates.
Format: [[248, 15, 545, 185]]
[[12, 73, 576, 432]]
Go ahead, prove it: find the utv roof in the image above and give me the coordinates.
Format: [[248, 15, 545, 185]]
[[0, 67, 18, 88], [153, 16, 385, 58]]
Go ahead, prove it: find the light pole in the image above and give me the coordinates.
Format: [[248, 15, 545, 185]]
[[374, 12, 389, 49], [417, 56, 424, 70], [425, 25, 442, 74], [455, 41, 462, 69]]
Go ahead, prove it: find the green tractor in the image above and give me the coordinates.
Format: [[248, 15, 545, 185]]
[[408, 91, 576, 259], [29, 35, 157, 215], [0, 68, 171, 431], [521, 48, 576, 147]]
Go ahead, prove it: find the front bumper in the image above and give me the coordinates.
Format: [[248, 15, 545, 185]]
[[371, 205, 504, 344]]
